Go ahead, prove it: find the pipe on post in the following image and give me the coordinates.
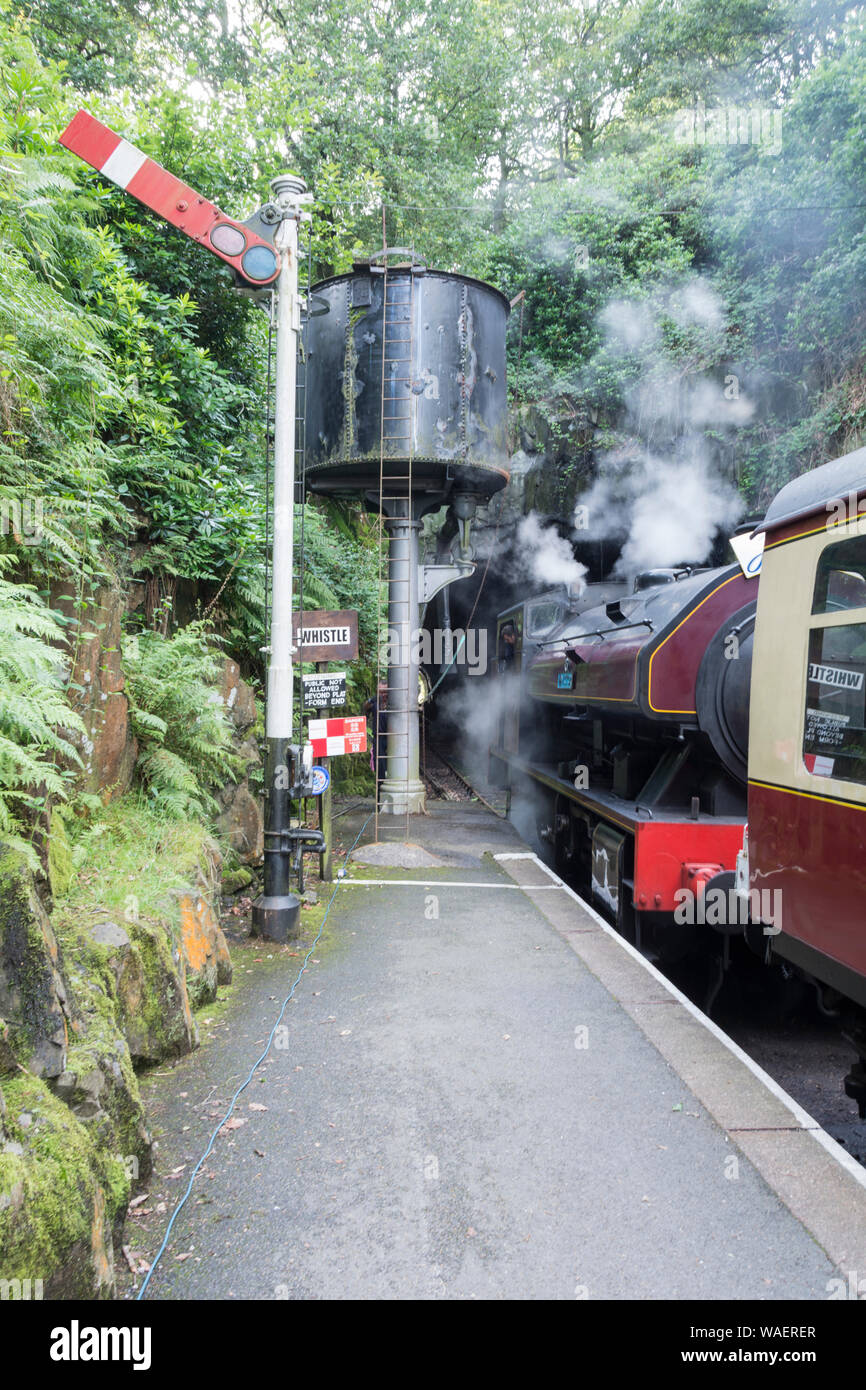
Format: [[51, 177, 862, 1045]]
[[252, 172, 308, 943]]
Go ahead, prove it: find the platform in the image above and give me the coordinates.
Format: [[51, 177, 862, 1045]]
[[135, 801, 866, 1300]]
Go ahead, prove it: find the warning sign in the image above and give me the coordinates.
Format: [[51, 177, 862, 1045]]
[[307, 715, 367, 758], [302, 672, 347, 709]]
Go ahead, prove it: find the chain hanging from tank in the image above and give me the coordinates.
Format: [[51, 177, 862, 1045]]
[[374, 235, 418, 844]]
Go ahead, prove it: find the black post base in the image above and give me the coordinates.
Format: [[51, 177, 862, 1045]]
[[251, 893, 302, 943]]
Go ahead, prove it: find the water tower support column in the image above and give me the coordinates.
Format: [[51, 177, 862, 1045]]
[[380, 500, 426, 815]]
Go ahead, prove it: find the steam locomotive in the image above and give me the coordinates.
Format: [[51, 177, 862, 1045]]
[[489, 444, 866, 1111]]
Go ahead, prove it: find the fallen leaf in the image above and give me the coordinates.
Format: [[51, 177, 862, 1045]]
[[219, 1117, 247, 1135], [128, 1193, 149, 1210], [176, 1252, 194, 1262], [249, 1103, 268, 1112]]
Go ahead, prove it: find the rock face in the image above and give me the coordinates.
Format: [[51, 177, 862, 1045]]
[[0, 851, 142, 1297], [87, 914, 197, 1067], [0, 823, 233, 1297], [177, 835, 233, 1010], [0, 851, 70, 1080], [53, 582, 138, 802], [0, 1072, 124, 1298], [216, 659, 264, 865]]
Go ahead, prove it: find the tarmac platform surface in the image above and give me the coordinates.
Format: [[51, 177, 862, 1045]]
[[135, 802, 866, 1300]]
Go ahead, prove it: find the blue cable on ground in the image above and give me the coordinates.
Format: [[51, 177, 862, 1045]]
[[136, 810, 373, 1300]]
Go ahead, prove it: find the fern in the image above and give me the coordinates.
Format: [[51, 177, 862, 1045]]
[[0, 571, 83, 864], [123, 622, 241, 821]]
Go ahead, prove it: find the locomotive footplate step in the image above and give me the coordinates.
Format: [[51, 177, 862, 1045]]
[[137, 801, 866, 1301]]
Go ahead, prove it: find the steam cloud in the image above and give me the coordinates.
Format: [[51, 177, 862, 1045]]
[[516, 513, 587, 591], [577, 453, 744, 575], [577, 279, 748, 576]]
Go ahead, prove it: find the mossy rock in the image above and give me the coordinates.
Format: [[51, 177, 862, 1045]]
[[0, 849, 69, 1078], [0, 1073, 125, 1297], [221, 866, 253, 895], [68, 915, 197, 1067], [53, 948, 152, 1182]]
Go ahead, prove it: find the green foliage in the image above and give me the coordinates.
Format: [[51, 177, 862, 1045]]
[[123, 623, 239, 819], [0, 566, 83, 864]]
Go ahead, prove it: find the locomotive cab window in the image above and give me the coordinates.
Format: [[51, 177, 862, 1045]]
[[804, 534, 866, 782], [525, 599, 565, 640]]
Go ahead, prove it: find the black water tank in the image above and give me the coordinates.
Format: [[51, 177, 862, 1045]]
[[302, 259, 510, 500]]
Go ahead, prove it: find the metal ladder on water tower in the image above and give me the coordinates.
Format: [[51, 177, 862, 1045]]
[[375, 253, 419, 843]]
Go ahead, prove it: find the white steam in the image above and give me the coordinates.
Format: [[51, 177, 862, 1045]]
[[576, 454, 743, 575], [576, 279, 748, 576], [517, 513, 587, 591]]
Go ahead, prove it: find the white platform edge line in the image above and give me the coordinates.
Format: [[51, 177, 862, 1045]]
[[339, 878, 564, 889], [494, 849, 866, 1194]]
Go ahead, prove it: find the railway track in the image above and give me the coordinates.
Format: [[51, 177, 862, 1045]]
[[422, 744, 508, 816]]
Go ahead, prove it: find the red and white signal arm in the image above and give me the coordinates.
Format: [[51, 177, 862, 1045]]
[[307, 716, 367, 758], [58, 110, 280, 287]]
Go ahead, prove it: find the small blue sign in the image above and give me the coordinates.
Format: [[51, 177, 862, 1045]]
[[557, 672, 574, 690], [311, 765, 331, 795]]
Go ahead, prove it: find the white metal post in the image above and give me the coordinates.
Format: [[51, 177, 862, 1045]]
[[253, 172, 309, 943], [266, 174, 307, 739]]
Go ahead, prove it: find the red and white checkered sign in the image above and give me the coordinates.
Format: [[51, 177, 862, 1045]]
[[58, 110, 280, 286], [307, 716, 367, 758]]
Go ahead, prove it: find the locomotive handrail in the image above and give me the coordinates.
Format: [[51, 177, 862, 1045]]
[[534, 618, 655, 650]]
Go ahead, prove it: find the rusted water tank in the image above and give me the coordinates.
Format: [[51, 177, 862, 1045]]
[[302, 257, 510, 502]]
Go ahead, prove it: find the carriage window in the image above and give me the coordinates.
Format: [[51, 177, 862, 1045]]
[[803, 622, 866, 782], [812, 535, 866, 614]]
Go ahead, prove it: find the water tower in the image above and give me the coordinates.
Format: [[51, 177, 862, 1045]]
[[303, 253, 510, 813]]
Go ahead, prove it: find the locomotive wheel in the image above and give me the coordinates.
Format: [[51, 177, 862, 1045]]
[[551, 795, 577, 875]]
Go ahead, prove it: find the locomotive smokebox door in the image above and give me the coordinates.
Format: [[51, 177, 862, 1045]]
[[592, 824, 627, 921]]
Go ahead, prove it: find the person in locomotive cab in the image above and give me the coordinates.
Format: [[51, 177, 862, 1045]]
[[498, 621, 516, 674]]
